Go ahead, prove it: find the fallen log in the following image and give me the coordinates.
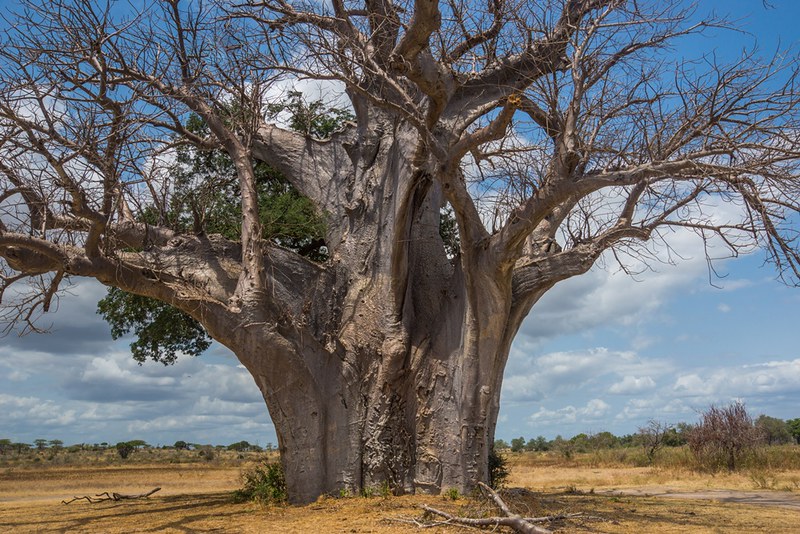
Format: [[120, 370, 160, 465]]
[[62, 487, 161, 504]]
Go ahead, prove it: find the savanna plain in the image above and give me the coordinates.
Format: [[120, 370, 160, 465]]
[[1, 447, 799, 533]]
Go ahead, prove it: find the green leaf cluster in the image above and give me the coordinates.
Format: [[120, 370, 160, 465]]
[[233, 460, 287, 505], [159, 113, 329, 256], [788, 418, 800, 445], [98, 95, 352, 365], [266, 90, 354, 139], [97, 287, 212, 365]]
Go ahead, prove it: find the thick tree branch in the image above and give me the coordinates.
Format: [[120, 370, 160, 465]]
[[445, 0, 614, 128], [391, 0, 442, 65]]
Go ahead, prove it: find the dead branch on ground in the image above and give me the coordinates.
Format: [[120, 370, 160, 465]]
[[61, 487, 161, 504], [417, 482, 560, 533]]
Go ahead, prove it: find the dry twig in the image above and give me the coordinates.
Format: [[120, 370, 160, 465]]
[[61, 487, 161, 504]]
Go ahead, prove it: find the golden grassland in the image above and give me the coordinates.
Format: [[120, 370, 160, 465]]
[[1, 448, 799, 533]]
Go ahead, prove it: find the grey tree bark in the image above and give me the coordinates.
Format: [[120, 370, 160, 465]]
[[1, 0, 799, 504]]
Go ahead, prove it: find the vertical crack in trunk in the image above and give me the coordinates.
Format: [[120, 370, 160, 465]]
[[232, 124, 547, 503]]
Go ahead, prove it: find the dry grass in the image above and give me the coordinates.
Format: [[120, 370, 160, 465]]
[[505, 449, 800, 493], [1, 450, 799, 532]]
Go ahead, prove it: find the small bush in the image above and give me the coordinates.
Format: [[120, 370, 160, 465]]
[[233, 460, 287, 505], [488, 447, 509, 489], [688, 401, 763, 472], [116, 442, 134, 459], [444, 487, 461, 500]]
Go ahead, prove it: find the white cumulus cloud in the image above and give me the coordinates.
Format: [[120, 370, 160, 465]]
[[608, 375, 657, 394], [528, 398, 611, 424]]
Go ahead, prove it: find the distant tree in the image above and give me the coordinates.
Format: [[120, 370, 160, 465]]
[[228, 440, 253, 452], [174, 440, 189, 450], [0, 439, 11, 454], [510, 437, 526, 453], [589, 431, 619, 450], [755, 415, 792, 445], [116, 442, 135, 459], [788, 419, 800, 445], [688, 401, 763, 471], [638, 420, 672, 464], [552, 436, 575, 459], [570, 433, 591, 453], [661, 426, 687, 447], [525, 436, 550, 452], [48, 439, 63, 450], [11, 443, 30, 454], [33, 439, 48, 451], [198, 446, 216, 461], [493, 439, 510, 451], [127, 440, 149, 449], [674, 423, 695, 445]]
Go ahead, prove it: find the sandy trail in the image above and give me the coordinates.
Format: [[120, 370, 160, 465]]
[[598, 487, 800, 510]]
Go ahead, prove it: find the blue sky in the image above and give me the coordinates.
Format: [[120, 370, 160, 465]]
[[1, 0, 799, 447]]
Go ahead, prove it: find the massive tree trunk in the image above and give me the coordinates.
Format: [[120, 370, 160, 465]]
[[234, 234, 528, 503], [237, 118, 538, 502]]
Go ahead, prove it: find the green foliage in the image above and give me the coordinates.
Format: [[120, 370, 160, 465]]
[[788, 418, 800, 444], [97, 287, 212, 365], [174, 440, 189, 450], [510, 436, 526, 452], [569, 433, 591, 453], [116, 442, 135, 459], [444, 487, 461, 500], [360, 486, 375, 498], [488, 447, 509, 489], [233, 460, 287, 505], [228, 440, 261, 452], [98, 94, 346, 365], [756, 415, 792, 445], [525, 436, 550, 452], [266, 90, 354, 139], [663, 424, 691, 447], [590, 431, 620, 450], [552, 435, 575, 459], [165, 115, 329, 255]]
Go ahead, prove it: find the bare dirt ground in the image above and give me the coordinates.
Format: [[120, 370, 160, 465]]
[[598, 487, 800, 510], [1, 461, 799, 532]]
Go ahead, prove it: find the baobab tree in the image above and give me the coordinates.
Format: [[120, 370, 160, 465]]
[[0, 0, 799, 503]]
